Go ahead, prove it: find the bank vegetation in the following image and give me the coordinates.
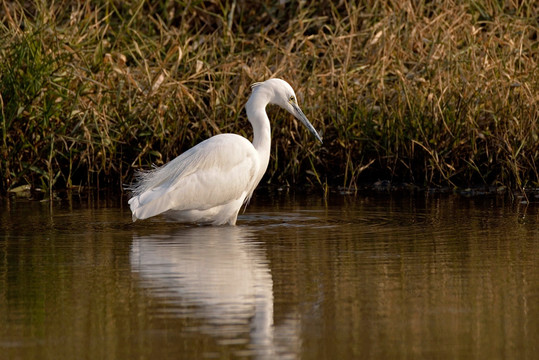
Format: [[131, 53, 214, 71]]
[[1, 0, 538, 195]]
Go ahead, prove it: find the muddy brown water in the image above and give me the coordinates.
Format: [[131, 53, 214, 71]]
[[1, 192, 538, 359]]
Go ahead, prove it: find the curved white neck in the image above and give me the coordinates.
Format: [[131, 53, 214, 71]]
[[245, 91, 272, 167]]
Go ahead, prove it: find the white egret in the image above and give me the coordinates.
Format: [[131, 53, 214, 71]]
[[128, 78, 322, 225]]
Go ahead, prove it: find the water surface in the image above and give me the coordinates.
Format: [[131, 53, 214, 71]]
[[1, 192, 538, 359]]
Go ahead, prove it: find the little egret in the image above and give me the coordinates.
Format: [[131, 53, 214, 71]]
[[128, 78, 322, 225]]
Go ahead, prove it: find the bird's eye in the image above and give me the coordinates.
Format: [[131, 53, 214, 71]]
[[289, 95, 295, 103]]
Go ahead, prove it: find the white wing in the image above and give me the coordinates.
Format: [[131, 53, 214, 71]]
[[128, 134, 260, 220]]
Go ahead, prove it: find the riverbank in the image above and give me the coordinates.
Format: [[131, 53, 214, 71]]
[[1, 1, 538, 194]]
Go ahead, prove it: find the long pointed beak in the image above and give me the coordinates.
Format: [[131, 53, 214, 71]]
[[292, 103, 323, 143]]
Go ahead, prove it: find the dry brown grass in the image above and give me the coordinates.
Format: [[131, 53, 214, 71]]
[[1, 0, 538, 195]]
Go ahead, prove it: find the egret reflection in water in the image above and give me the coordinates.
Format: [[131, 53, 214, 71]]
[[130, 226, 299, 358]]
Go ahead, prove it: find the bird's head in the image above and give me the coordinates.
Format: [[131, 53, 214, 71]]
[[250, 78, 323, 143]]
